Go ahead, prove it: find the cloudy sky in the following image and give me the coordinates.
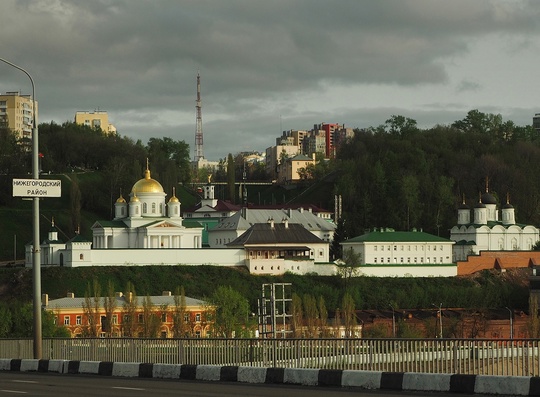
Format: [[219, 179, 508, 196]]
[[1, 0, 539, 160]]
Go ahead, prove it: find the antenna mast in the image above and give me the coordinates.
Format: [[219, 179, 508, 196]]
[[194, 71, 204, 162]]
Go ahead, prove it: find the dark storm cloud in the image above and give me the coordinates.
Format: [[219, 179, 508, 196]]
[[1, 0, 539, 159]]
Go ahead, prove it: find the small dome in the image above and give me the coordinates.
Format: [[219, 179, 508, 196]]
[[131, 168, 164, 194], [481, 192, 497, 205], [502, 202, 514, 209], [168, 196, 180, 203], [116, 195, 126, 204], [130, 195, 140, 203], [474, 202, 486, 209]]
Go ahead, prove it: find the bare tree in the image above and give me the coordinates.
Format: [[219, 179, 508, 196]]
[[303, 294, 319, 338], [318, 296, 330, 338], [291, 293, 303, 338], [342, 292, 357, 338], [172, 286, 187, 337], [103, 280, 117, 337], [142, 294, 161, 337], [82, 279, 101, 337], [122, 282, 138, 337]]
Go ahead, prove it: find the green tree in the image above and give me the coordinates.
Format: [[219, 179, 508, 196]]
[[209, 285, 249, 338], [336, 247, 362, 289], [70, 175, 82, 235], [0, 303, 12, 337]]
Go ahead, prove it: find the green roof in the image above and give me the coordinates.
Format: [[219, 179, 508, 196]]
[[343, 230, 452, 244]]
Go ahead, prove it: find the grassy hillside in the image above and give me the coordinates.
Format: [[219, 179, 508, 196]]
[[0, 265, 529, 312]]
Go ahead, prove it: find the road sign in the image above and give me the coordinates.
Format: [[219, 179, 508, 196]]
[[12, 178, 61, 197]]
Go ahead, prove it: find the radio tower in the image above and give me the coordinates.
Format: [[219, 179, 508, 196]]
[[194, 71, 204, 162]]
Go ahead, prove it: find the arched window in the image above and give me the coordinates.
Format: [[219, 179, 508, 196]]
[[79, 254, 84, 260], [152, 203, 156, 213]]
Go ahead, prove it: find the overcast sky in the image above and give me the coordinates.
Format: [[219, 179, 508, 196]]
[[1, 0, 539, 160]]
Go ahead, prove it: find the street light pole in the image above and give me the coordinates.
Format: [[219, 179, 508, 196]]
[[0, 58, 41, 358], [389, 304, 396, 338], [432, 303, 443, 338], [505, 307, 513, 339]]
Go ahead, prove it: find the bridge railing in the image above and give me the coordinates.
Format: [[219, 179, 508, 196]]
[[1, 338, 538, 376]]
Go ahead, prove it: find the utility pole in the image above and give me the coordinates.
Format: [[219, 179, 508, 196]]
[[194, 71, 204, 162]]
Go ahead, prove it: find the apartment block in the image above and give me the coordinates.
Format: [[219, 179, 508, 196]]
[[75, 110, 117, 134], [0, 91, 37, 141]]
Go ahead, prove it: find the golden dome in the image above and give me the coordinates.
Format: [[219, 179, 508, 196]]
[[116, 195, 126, 204], [168, 187, 180, 203], [131, 168, 164, 194], [131, 195, 140, 202]]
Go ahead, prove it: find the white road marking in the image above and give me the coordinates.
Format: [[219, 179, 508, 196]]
[[112, 387, 146, 391], [0, 390, 27, 394], [11, 381, 36, 384]]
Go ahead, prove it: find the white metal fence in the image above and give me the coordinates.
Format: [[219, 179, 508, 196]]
[[1, 338, 539, 376]]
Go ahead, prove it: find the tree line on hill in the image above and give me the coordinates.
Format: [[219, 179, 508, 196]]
[[3, 109, 538, 246], [333, 111, 540, 242]]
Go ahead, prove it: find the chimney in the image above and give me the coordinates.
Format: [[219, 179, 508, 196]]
[[66, 292, 74, 298], [283, 218, 289, 228], [42, 293, 49, 307], [162, 291, 171, 296], [268, 217, 274, 228], [126, 292, 133, 303]]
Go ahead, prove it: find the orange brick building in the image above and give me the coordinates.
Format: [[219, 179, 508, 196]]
[[43, 291, 212, 338], [457, 251, 540, 275]]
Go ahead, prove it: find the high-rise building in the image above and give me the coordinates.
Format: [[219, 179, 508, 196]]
[[533, 113, 540, 132], [74, 111, 117, 134], [0, 91, 37, 141]]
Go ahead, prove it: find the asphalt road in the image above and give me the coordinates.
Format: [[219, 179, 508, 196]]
[[0, 372, 488, 397]]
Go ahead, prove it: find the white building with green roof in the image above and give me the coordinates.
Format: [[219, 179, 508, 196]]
[[341, 228, 456, 277]]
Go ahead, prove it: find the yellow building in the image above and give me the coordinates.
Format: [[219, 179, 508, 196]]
[[0, 91, 37, 141], [74, 110, 117, 134]]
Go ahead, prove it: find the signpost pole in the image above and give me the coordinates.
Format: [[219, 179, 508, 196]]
[[1, 58, 42, 358]]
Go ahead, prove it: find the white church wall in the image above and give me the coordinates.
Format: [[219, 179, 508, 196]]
[[64, 248, 246, 267]]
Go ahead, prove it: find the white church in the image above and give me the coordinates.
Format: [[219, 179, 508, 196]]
[[450, 188, 540, 261], [26, 164, 335, 275]]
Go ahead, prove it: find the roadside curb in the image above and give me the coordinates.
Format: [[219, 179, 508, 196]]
[[0, 358, 536, 395]]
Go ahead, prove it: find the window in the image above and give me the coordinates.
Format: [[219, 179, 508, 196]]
[[184, 313, 189, 323], [195, 313, 201, 322], [113, 314, 118, 324], [124, 314, 130, 323], [374, 258, 377, 263], [161, 313, 167, 322], [152, 203, 156, 213], [64, 316, 70, 325], [138, 314, 143, 323], [76, 315, 82, 325], [374, 246, 378, 251], [393, 246, 397, 251]]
